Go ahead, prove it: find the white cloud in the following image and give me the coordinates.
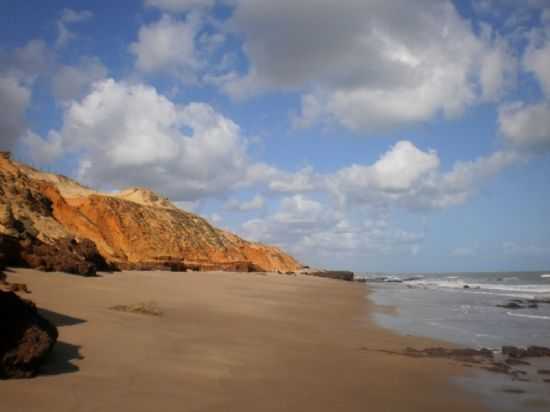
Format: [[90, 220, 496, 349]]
[[240, 194, 424, 260], [479, 26, 517, 101], [145, 0, 215, 13], [0, 75, 31, 150], [524, 35, 550, 97], [52, 57, 107, 102], [0, 39, 51, 82], [221, 0, 512, 131], [56, 9, 93, 48], [25, 78, 250, 200], [328, 141, 518, 210], [225, 194, 265, 211], [0, 39, 51, 150], [130, 13, 202, 82], [499, 102, 550, 150]]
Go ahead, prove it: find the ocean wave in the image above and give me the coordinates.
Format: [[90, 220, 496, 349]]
[[541, 274, 550, 278], [406, 279, 550, 295], [506, 312, 550, 321]]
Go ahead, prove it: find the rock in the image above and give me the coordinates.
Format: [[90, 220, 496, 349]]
[[538, 369, 550, 375], [0, 291, 58, 378], [463, 285, 470, 289], [6, 283, 31, 294], [404, 347, 493, 360], [505, 358, 530, 366], [502, 345, 550, 359], [308, 271, 354, 281], [501, 388, 526, 394], [497, 302, 523, 309]]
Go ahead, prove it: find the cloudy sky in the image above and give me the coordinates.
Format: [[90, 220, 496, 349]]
[[1, 0, 550, 272]]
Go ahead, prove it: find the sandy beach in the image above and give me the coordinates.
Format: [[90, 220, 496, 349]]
[[0, 268, 488, 412]]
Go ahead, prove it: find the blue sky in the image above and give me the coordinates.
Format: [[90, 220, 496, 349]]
[[1, 0, 550, 272]]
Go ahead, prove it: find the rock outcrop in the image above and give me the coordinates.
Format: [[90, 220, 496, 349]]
[[0, 154, 301, 274], [0, 290, 58, 378]]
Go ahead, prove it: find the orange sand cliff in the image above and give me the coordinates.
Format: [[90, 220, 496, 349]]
[[0, 152, 301, 272]]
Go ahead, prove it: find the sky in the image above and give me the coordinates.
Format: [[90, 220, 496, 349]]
[[1, 0, 550, 273]]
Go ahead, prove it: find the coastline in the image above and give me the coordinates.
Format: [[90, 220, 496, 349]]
[[0, 268, 488, 412]]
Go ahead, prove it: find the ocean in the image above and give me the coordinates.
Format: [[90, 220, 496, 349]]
[[359, 271, 550, 411]]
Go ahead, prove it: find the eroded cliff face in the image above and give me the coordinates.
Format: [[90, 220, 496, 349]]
[[0, 152, 301, 273]]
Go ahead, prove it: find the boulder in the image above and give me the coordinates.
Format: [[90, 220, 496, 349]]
[[0, 290, 58, 378]]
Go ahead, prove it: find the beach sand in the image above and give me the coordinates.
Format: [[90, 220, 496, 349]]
[[0, 268, 488, 412]]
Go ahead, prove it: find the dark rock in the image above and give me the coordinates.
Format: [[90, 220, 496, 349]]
[[505, 358, 530, 366], [1, 233, 111, 276], [404, 347, 493, 360], [463, 285, 470, 289], [483, 362, 511, 374], [6, 283, 31, 294], [0, 290, 58, 378], [308, 271, 354, 281], [497, 302, 523, 309], [502, 345, 550, 359], [538, 369, 550, 375], [501, 388, 526, 394]]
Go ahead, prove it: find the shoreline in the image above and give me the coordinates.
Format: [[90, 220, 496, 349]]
[[0, 268, 488, 412]]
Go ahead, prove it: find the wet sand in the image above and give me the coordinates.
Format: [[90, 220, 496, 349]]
[[0, 268, 488, 412]]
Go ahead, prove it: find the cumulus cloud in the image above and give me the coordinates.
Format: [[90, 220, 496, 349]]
[[52, 57, 107, 102], [130, 13, 203, 82], [56, 8, 93, 48], [498, 102, 550, 151], [327, 141, 518, 210], [240, 194, 424, 260], [0, 76, 31, 150], [221, 0, 513, 131], [145, 0, 215, 13], [0, 39, 51, 150], [25, 78, 250, 200], [524, 33, 550, 97], [225, 194, 265, 211]]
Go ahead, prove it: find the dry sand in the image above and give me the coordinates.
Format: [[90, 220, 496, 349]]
[[0, 268, 489, 412]]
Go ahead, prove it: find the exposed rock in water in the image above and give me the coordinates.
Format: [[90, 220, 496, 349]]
[[497, 299, 540, 310], [502, 346, 550, 359], [403, 347, 494, 361], [0, 290, 58, 378], [0, 155, 301, 274], [374, 345, 550, 382]]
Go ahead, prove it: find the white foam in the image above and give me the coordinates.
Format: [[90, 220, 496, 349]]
[[407, 279, 550, 296], [506, 312, 550, 321], [541, 274, 550, 278]]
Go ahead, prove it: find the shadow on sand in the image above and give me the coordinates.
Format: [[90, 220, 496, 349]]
[[41, 341, 84, 376], [38, 309, 87, 376], [38, 308, 87, 327]]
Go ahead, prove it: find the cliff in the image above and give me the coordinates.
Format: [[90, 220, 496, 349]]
[[0, 153, 301, 274]]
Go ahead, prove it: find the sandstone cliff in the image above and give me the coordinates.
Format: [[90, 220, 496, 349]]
[[0, 152, 301, 273]]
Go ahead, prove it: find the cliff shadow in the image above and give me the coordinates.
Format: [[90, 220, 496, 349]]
[[41, 341, 84, 376]]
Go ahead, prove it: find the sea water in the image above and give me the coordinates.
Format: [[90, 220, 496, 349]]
[[360, 271, 550, 411]]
